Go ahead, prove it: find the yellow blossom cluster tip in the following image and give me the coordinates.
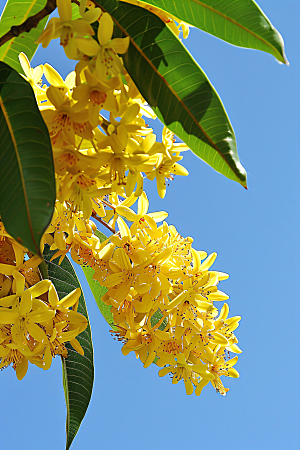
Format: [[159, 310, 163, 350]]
[[90, 201, 242, 397], [0, 222, 87, 380]]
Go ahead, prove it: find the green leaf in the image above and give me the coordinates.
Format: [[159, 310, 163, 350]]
[[0, 61, 55, 255], [94, 0, 247, 186], [151, 309, 168, 331], [71, 2, 80, 20], [94, 228, 108, 243], [43, 246, 94, 450], [81, 229, 116, 328], [140, 0, 288, 64], [0, 0, 48, 72]]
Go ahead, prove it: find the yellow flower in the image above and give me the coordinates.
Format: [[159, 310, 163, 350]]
[[115, 191, 168, 234], [18, 53, 46, 101], [36, 0, 100, 59], [122, 322, 170, 368], [76, 12, 130, 81], [43, 64, 76, 97], [0, 280, 87, 378], [72, 69, 119, 127], [42, 86, 92, 146], [96, 123, 150, 187], [146, 128, 189, 198], [0, 280, 53, 351], [45, 201, 75, 251], [157, 352, 214, 395], [207, 353, 239, 396]]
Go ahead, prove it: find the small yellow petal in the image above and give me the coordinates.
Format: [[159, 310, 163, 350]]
[[70, 338, 84, 355], [16, 356, 28, 380], [18, 52, 31, 77], [117, 217, 131, 241], [98, 12, 113, 46], [58, 288, 81, 308], [57, 0, 72, 22]]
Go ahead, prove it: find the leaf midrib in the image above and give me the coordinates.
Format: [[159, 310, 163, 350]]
[[100, 8, 240, 178], [0, 95, 39, 253]]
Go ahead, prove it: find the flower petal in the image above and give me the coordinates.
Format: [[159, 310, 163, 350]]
[[19, 289, 32, 316], [58, 288, 81, 308], [110, 36, 130, 54], [57, 0, 72, 22], [44, 63, 64, 86], [98, 12, 113, 46], [27, 323, 47, 342], [18, 52, 31, 77], [16, 356, 28, 380], [76, 37, 100, 56]]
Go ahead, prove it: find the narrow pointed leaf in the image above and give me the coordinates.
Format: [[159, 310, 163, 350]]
[[0, 0, 49, 72], [81, 229, 116, 328], [94, 0, 247, 186], [43, 246, 94, 450], [140, 0, 288, 64], [0, 62, 55, 255]]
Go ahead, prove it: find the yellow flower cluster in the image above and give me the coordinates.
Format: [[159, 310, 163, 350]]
[[0, 222, 87, 379], [24, 0, 189, 215], [3, 0, 242, 394], [90, 198, 241, 396]]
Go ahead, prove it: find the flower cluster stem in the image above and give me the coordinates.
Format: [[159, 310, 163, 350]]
[[92, 211, 115, 234]]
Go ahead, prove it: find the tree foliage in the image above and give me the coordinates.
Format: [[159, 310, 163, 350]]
[[0, 0, 287, 448]]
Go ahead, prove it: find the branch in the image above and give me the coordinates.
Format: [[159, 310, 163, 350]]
[[0, 0, 57, 48], [92, 211, 115, 234]]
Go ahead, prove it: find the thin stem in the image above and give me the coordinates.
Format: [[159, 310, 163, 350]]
[[101, 199, 116, 212], [92, 211, 115, 234], [0, 0, 57, 48]]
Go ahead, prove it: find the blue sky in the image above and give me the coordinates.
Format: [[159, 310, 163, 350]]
[[0, 1, 299, 450]]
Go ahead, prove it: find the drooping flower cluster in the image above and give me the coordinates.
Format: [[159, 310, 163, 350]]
[[0, 222, 87, 379], [89, 195, 241, 396]]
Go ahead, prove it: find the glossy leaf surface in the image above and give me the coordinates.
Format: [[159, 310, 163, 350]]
[[141, 0, 287, 64], [95, 0, 247, 186], [44, 246, 94, 450], [0, 62, 55, 255], [0, 0, 48, 72]]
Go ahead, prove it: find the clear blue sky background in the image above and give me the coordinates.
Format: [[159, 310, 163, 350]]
[[0, 1, 299, 450]]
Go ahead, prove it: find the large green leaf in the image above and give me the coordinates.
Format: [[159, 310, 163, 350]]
[[140, 0, 287, 64], [43, 246, 94, 450], [95, 0, 247, 187], [81, 229, 116, 328], [0, 62, 55, 255], [0, 0, 48, 72]]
